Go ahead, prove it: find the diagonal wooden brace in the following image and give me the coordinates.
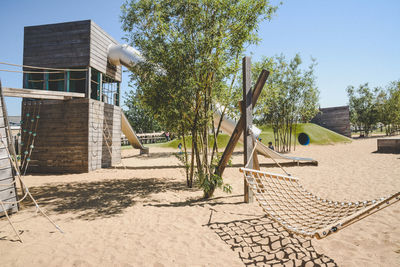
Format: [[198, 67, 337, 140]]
[[215, 69, 269, 177]]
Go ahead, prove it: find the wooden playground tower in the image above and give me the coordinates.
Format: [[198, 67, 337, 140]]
[[20, 20, 122, 173]]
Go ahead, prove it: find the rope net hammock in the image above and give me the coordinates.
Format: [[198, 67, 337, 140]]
[[240, 139, 400, 239]]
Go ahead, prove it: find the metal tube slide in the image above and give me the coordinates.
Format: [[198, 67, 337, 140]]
[[108, 44, 148, 153], [108, 44, 145, 68], [121, 112, 148, 154]]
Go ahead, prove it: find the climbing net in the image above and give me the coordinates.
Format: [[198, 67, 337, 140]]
[[240, 167, 400, 239], [18, 100, 41, 175], [239, 136, 400, 239]]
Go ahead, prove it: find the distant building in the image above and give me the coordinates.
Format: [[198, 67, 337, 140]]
[[8, 116, 21, 137], [311, 106, 351, 137], [8, 116, 21, 125]]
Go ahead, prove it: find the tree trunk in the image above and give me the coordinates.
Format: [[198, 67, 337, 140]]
[[181, 129, 190, 186]]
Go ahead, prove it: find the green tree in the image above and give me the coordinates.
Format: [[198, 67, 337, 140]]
[[347, 83, 379, 137], [123, 89, 162, 133], [251, 54, 319, 152], [121, 0, 278, 197], [377, 80, 400, 135]]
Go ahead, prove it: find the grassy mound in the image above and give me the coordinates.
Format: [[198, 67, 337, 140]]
[[146, 123, 351, 149], [258, 123, 352, 145], [156, 133, 238, 149]]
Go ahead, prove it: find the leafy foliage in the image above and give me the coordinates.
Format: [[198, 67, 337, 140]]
[[251, 54, 320, 152], [123, 89, 162, 133], [376, 80, 400, 135], [347, 83, 379, 136], [121, 0, 278, 197]]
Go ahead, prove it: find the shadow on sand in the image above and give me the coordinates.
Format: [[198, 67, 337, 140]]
[[115, 162, 317, 170], [372, 150, 400, 154], [146, 193, 337, 266], [144, 194, 244, 208], [27, 177, 193, 220], [122, 151, 176, 159], [208, 215, 337, 266]]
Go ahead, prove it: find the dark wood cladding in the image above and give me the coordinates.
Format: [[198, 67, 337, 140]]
[[24, 20, 91, 69], [22, 99, 121, 173], [90, 21, 121, 81], [311, 106, 351, 137], [377, 139, 400, 153], [21, 99, 89, 173], [23, 20, 121, 81]]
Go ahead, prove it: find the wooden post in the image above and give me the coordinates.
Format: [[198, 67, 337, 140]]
[[215, 69, 269, 177], [85, 67, 91, 99], [243, 56, 253, 203], [23, 73, 28, 88], [64, 71, 70, 92], [116, 82, 120, 106], [98, 72, 102, 101], [43, 72, 49, 91]]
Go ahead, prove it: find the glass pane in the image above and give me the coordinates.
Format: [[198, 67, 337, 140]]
[[48, 72, 64, 91], [69, 70, 86, 93]]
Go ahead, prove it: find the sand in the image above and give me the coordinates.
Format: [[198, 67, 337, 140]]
[[0, 137, 399, 266]]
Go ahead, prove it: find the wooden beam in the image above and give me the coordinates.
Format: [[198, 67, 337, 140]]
[[215, 69, 270, 178], [3, 87, 85, 100], [86, 67, 91, 99], [64, 71, 70, 92], [99, 72, 103, 101], [243, 57, 253, 203]]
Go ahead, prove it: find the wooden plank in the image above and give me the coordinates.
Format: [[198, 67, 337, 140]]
[[24, 50, 89, 60], [23, 56, 90, 68], [0, 82, 18, 214], [3, 87, 84, 99], [24, 38, 90, 49], [24, 40, 90, 53], [216, 69, 269, 178], [24, 20, 90, 33], [0, 163, 12, 177], [0, 176, 14, 184]]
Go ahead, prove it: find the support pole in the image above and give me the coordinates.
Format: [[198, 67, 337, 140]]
[[64, 71, 70, 92], [85, 67, 91, 99], [215, 69, 269, 177], [99, 73, 103, 102], [23, 73, 29, 89], [243, 57, 253, 203], [44, 72, 49, 91]]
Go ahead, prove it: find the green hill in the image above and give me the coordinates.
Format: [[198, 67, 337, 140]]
[[155, 133, 238, 149], [152, 123, 351, 149], [258, 123, 352, 145]]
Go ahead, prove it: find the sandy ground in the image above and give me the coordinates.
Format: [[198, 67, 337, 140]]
[[0, 137, 399, 266]]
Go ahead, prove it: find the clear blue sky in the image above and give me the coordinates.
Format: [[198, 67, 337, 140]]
[[1, 0, 399, 115]]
